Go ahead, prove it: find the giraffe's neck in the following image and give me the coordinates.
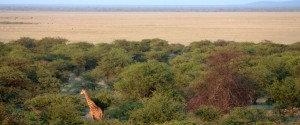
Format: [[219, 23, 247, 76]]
[[83, 92, 97, 108]]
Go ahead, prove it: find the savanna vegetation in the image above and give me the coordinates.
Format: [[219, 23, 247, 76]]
[[0, 37, 299, 125]]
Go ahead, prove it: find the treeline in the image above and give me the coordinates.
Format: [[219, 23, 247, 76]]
[[0, 37, 299, 124]]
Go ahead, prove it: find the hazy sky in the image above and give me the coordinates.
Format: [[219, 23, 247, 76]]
[[0, 0, 293, 5]]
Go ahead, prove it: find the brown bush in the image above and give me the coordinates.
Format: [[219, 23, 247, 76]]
[[187, 51, 254, 111]]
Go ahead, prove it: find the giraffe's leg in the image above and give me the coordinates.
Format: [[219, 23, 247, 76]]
[[90, 112, 95, 120], [96, 114, 101, 121]]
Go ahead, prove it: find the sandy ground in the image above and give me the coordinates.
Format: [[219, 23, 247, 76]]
[[0, 12, 300, 45]]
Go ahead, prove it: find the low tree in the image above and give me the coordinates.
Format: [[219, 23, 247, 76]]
[[289, 42, 300, 51], [145, 51, 169, 62], [24, 94, 85, 125], [194, 105, 222, 122], [91, 48, 133, 83], [35, 37, 68, 54], [267, 77, 300, 116], [130, 93, 185, 124], [146, 38, 169, 51], [219, 107, 287, 125], [169, 55, 207, 97], [187, 51, 255, 111], [105, 101, 142, 121], [0, 42, 10, 57], [10, 37, 37, 49], [34, 66, 61, 94], [115, 60, 174, 100], [51, 42, 96, 74], [0, 66, 31, 88]]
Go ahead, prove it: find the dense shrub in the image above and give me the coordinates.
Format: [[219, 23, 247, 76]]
[[92, 90, 115, 110], [160, 120, 201, 125], [289, 42, 300, 51], [194, 106, 222, 122], [0, 37, 299, 124], [219, 108, 265, 124], [24, 94, 85, 125], [187, 51, 255, 111], [105, 101, 142, 121], [115, 60, 174, 100], [219, 108, 287, 125], [130, 93, 185, 124], [145, 51, 169, 62], [10, 37, 37, 49], [91, 48, 133, 82], [35, 37, 68, 53], [267, 77, 300, 116]]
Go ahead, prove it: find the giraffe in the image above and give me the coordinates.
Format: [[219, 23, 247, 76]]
[[80, 89, 103, 121]]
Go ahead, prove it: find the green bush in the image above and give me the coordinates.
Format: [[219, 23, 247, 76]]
[[130, 93, 185, 125], [267, 77, 300, 116], [145, 51, 169, 62], [159, 120, 201, 125], [219, 107, 287, 125], [10, 37, 37, 49], [92, 90, 115, 110], [91, 48, 133, 82], [115, 60, 174, 100], [24, 94, 85, 125], [219, 108, 267, 125], [35, 37, 68, 54], [266, 115, 287, 123], [194, 106, 222, 122], [105, 101, 142, 121], [84, 119, 131, 125]]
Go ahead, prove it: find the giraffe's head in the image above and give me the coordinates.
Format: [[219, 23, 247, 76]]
[[80, 89, 86, 95]]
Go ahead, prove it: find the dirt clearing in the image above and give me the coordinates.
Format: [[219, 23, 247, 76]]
[[0, 12, 299, 44]]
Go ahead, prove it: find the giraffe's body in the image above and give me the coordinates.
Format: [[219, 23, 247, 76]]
[[80, 89, 103, 121]]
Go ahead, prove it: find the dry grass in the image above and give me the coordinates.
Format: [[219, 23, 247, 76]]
[[0, 12, 300, 45]]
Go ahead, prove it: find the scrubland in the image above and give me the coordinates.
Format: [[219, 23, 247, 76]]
[[0, 37, 299, 124]]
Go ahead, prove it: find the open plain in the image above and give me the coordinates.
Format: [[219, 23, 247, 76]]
[[0, 12, 300, 44]]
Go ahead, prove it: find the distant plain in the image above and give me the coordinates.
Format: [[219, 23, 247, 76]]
[[0, 12, 300, 44]]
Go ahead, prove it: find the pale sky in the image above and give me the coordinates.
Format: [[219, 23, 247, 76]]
[[0, 0, 294, 5]]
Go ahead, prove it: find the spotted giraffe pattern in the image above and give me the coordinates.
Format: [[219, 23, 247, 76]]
[[80, 89, 103, 121]]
